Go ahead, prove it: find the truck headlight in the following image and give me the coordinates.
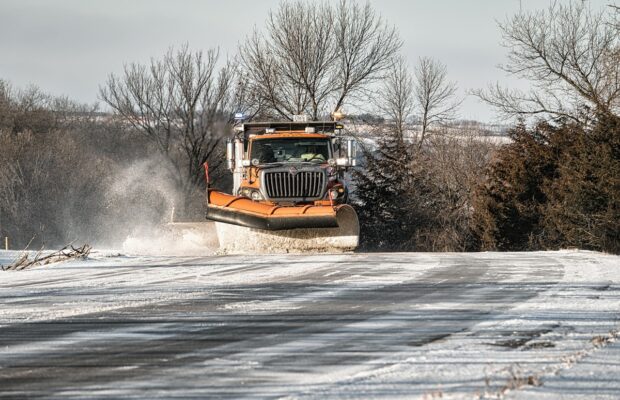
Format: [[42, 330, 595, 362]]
[[251, 190, 264, 201], [329, 188, 340, 199]]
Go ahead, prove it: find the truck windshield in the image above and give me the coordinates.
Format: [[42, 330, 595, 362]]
[[250, 138, 330, 164]]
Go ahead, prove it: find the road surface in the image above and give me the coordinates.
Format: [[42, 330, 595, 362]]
[[1, 250, 619, 399]]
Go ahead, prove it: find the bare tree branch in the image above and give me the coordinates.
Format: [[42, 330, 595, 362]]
[[413, 57, 462, 146], [240, 0, 401, 121], [376, 56, 414, 145], [99, 45, 238, 215], [474, 1, 619, 123]]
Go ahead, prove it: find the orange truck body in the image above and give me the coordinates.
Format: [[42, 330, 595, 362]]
[[205, 121, 356, 231]]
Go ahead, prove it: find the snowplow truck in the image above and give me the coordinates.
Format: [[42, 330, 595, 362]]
[[204, 121, 360, 253]]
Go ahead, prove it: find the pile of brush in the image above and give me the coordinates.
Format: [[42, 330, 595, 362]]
[[2, 244, 91, 271]]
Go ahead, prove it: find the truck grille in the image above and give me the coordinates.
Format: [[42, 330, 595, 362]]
[[262, 169, 326, 200]]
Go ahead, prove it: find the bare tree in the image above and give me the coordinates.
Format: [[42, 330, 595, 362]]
[[241, 2, 335, 119], [474, 1, 620, 123], [376, 56, 415, 143], [99, 45, 237, 215], [424, 129, 496, 251], [332, 1, 402, 114], [376, 56, 460, 148], [413, 57, 461, 147], [1, 80, 90, 136], [240, 0, 401, 120]]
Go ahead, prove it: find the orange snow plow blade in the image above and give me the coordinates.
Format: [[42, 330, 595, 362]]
[[205, 190, 359, 253], [205, 190, 341, 230]]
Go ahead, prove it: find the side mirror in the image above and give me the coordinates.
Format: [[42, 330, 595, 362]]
[[226, 140, 235, 171], [346, 139, 357, 167]]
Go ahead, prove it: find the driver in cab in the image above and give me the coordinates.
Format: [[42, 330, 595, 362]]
[[300, 145, 326, 162]]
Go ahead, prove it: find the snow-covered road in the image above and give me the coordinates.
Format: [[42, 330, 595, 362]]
[[0, 250, 619, 399]]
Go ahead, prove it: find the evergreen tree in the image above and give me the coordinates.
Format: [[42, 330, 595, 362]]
[[472, 117, 620, 253], [353, 129, 435, 251], [472, 122, 558, 250], [543, 116, 620, 252]]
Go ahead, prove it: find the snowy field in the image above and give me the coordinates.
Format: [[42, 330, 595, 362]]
[[0, 250, 619, 399]]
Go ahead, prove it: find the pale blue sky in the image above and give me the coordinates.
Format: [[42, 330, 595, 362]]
[[0, 0, 613, 122]]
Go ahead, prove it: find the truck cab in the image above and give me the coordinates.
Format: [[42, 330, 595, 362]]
[[227, 121, 356, 207]]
